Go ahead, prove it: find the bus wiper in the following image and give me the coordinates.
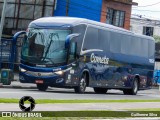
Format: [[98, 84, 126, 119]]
[[42, 33, 59, 61], [42, 39, 53, 61]]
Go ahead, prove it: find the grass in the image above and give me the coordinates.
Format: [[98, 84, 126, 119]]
[[0, 111, 138, 118], [0, 98, 160, 104], [0, 117, 121, 120], [0, 111, 160, 119]]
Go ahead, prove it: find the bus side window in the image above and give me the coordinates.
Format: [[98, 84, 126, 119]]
[[69, 42, 77, 61]]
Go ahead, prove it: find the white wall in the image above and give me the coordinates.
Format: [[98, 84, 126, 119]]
[[130, 18, 160, 36]]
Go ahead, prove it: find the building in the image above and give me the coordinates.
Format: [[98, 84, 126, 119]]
[[130, 15, 160, 36], [100, 0, 137, 30], [54, 0, 138, 30], [0, 0, 55, 35], [54, 0, 102, 22]]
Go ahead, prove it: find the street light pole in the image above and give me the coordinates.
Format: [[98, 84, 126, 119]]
[[66, 0, 70, 16], [0, 0, 8, 43]]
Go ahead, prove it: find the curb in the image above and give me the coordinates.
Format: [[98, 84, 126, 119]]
[[0, 82, 37, 89], [1, 85, 37, 89]]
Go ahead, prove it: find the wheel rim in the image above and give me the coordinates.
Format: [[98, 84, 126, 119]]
[[80, 77, 86, 92], [133, 80, 138, 93]]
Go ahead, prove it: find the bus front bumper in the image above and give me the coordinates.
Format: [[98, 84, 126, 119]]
[[19, 72, 66, 87]]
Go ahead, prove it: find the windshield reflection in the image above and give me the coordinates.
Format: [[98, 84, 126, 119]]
[[22, 28, 71, 65]]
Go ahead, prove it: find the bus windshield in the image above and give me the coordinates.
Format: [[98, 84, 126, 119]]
[[22, 28, 71, 66]]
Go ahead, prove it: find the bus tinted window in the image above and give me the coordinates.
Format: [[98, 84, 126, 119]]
[[83, 26, 99, 50], [121, 35, 131, 55], [148, 40, 155, 57], [130, 37, 141, 57], [110, 32, 121, 53], [98, 29, 110, 53], [72, 24, 86, 53], [141, 38, 149, 57]]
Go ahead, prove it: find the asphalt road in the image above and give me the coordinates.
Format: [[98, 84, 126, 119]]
[[0, 87, 160, 100]]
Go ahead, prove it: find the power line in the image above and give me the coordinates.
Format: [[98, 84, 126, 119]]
[[133, 2, 160, 7], [132, 9, 160, 13]]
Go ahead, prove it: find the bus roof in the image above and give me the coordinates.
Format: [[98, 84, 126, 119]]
[[29, 17, 155, 41]]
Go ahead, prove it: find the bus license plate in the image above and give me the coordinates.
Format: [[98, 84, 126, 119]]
[[35, 80, 44, 84]]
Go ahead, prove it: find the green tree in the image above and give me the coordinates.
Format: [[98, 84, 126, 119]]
[[153, 35, 160, 43]]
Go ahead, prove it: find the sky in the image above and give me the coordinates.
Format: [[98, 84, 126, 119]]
[[132, 0, 160, 20]]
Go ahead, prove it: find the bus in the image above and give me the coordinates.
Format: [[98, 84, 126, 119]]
[[18, 17, 155, 95]]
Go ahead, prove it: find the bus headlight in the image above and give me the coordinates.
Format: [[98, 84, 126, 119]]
[[20, 68, 27, 72], [55, 71, 64, 75]]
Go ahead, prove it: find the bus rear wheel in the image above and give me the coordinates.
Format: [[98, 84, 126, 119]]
[[94, 88, 108, 94], [74, 74, 87, 93], [123, 78, 138, 95], [37, 84, 48, 91]]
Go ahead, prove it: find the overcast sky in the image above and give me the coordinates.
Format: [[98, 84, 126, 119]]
[[132, 0, 160, 20]]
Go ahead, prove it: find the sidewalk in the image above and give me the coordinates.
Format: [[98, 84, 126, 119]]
[[0, 102, 160, 111], [0, 81, 37, 89]]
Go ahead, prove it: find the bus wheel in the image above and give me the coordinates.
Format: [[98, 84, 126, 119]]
[[74, 74, 87, 93], [123, 78, 138, 95], [94, 88, 108, 94], [37, 84, 48, 91]]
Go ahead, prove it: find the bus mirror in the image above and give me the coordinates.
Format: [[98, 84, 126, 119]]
[[67, 33, 80, 41], [65, 33, 79, 48]]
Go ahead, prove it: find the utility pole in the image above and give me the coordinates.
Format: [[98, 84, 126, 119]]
[[66, 0, 70, 16], [52, 0, 56, 16], [0, 0, 8, 42], [16, 0, 21, 30], [42, 0, 46, 17]]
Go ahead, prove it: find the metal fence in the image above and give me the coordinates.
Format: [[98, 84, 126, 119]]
[[0, 36, 23, 71]]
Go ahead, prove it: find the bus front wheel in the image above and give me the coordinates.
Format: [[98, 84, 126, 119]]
[[74, 74, 87, 93], [37, 84, 48, 91]]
